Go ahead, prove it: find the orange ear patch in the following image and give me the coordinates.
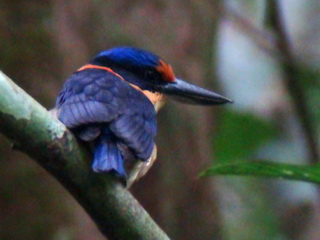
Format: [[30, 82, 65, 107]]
[[156, 59, 175, 83], [128, 83, 163, 105]]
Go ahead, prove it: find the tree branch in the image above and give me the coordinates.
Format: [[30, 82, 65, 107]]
[[221, 2, 319, 165], [0, 71, 170, 240], [223, 7, 279, 59], [267, 0, 320, 165]]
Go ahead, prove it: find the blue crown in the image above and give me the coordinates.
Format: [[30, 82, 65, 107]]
[[96, 47, 160, 68]]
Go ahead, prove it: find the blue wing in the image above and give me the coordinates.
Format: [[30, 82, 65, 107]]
[[56, 69, 157, 161]]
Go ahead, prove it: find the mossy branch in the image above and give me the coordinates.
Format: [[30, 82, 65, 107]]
[[0, 71, 170, 240]]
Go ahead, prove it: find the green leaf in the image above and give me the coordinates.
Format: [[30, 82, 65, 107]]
[[214, 111, 277, 163], [200, 161, 320, 184]]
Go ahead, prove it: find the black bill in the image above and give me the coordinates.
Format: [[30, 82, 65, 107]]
[[159, 78, 233, 105]]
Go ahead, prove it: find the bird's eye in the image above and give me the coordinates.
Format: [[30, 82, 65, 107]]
[[144, 70, 155, 79], [144, 70, 161, 82]]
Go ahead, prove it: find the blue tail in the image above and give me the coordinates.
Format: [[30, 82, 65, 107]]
[[92, 135, 126, 177]]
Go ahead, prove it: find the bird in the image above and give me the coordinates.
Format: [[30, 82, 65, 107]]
[[53, 46, 232, 187]]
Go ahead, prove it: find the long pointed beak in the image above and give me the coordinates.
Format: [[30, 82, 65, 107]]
[[158, 78, 233, 105]]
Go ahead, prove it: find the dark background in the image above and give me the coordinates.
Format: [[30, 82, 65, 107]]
[[1, 1, 320, 240]]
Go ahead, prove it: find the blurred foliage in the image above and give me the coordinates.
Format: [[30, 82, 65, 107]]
[[204, 110, 320, 183], [297, 66, 320, 124], [206, 110, 282, 240], [213, 110, 277, 163]]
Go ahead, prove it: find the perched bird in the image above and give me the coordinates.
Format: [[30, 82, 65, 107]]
[[54, 47, 232, 186]]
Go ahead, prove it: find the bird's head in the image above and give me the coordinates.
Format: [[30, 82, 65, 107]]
[[92, 47, 232, 105]]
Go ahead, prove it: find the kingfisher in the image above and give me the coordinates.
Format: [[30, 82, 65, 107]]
[[53, 47, 232, 187]]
